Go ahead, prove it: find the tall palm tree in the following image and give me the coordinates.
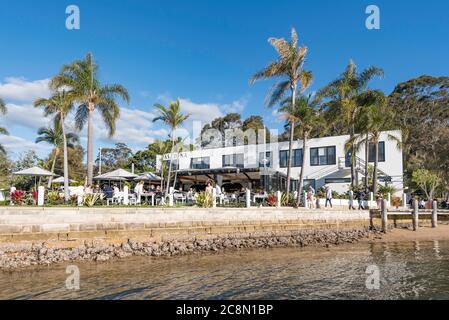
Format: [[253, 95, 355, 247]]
[[318, 60, 383, 188], [250, 28, 313, 194], [35, 120, 79, 189], [34, 90, 77, 200], [345, 92, 400, 198], [153, 99, 189, 194], [51, 53, 130, 185], [0, 98, 9, 154], [148, 140, 172, 191], [280, 94, 324, 206]]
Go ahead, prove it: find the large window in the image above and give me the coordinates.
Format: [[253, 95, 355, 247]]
[[222, 154, 244, 168], [259, 152, 273, 168], [190, 157, 210, 169], [279, 149, 303, 168], [310, 146, 336, 166], [325, 178, 351, 184], [163, 159, 178, 171], [368, 141, 385, 162]]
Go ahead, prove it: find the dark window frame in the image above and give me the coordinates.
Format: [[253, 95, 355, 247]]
[[222, 153, 244, 168], [190, 157, 210, 169], [259, 151, 273, 168], [279, 149, 303, 168], [368, 141, 385, 163], [310, 146, 336, 166]]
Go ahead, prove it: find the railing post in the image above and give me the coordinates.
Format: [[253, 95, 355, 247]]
[[276, 191, 281, 208], [37, 186, 45, 206], [381, 199, 388, 233], [304, 191, 308, 208], [212, 188, 217, 208], [402, 193, 407, 209], [413, 199, 419, 231], [169, 187, 174, 207], [246, 189, 251, 208], [432, 200, 438, 228], [123, 186, 129, 206]]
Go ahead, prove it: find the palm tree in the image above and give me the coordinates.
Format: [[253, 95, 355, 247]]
[[34, 90, 77, 200], [51, 53, 130, 185], [318, 60, 383, 188], [280, 94, 324, 206], [250, 28, 313, 194], [148, 140, 172, 191], [345, 92, 400, 198], [153, 99, 189, 194], [35, 119, 79, 189], [0, 98, 9, 154]]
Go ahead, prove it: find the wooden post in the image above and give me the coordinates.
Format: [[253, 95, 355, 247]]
[[432, 200, 438, 228], [381, 199, 388, 233], [246, 189, 251, 208], [123, 186, 129, 205], [276, 191, 281, 208], [413, 199, 419, 231]]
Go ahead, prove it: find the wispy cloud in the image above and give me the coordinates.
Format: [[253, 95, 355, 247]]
[[0, 77, 51, 102]]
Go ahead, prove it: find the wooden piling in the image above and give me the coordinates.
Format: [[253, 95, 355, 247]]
[[381, 199, 388, 233], [432, 200, 438, 228], [413, 199, 419, 231]]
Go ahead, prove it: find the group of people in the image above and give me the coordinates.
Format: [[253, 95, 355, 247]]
[[304, 185, 368, 210]]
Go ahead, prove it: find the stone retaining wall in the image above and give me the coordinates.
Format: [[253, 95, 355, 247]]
[[0, 207, 370, 242]]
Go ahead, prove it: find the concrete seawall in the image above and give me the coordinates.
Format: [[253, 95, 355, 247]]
[[0, 207, 374, 269], [0, 207, 370, 242]]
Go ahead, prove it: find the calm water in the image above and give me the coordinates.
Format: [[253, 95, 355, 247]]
[[1, 241, 449, 300]]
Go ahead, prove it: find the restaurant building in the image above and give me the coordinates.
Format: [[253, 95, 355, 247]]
[[156, 130, 404, 195]]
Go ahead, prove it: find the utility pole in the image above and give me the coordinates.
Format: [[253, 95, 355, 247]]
[[98, 147, 102, 175]]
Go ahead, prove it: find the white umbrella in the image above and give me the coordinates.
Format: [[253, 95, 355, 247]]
[[52, 177, 78, 184], [94, 168, 138, 180], [134, 172, 162, 181], [13, 166, 55, 190]]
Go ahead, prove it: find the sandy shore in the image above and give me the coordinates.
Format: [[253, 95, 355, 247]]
[[367, 224, 449, 243]]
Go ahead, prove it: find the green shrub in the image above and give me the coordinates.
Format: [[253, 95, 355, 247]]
[[83, 193, 104, 207], [196, 191, 214, 208]]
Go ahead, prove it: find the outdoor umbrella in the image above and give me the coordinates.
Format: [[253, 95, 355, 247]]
[[12, 166, 55, 190], [52, 177, 78, 184], [94, 168, 138, 188], [134, 172, 162, 181]]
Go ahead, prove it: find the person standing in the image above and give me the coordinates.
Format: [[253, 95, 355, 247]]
[[325, 186, 333, 208], [348, 189, 355, 210], [357, 190, 366, 210]]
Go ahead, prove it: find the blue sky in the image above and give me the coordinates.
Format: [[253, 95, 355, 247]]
[[0, 0, 448, 159]]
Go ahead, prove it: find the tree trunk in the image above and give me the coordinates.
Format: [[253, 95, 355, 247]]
[[86, 106, 94, 186], [373, 140, 379, 198], [365, 133, 369, 193], [350, 124, 356, 188], [61, 113, 70, 202], [47, 148, 59, 189], [166, 132, 176, 194], [296, 132, 308, 207], [286, 83, 297, 194]]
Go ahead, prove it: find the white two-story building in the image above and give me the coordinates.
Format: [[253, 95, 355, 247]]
[[157, 130, 404, 196]]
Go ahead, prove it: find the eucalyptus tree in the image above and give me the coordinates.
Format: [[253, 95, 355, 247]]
[[35, 120, 79, 188], [318, 60, 383, 188], [280, 94, 324, 206], [51, 53, 130, 185], [152, 99, 189, 194], [0, 97, 8, 154], [345, 92, 400, 197], [35, 90, 78, 199], [250, 27, 313, 194]]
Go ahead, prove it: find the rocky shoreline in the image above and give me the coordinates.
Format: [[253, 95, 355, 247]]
[[0, 227, 381, 270]]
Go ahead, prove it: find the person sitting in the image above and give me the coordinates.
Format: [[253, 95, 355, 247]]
[[103, 184, 113, 199], [419, 199, 426, 209]]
